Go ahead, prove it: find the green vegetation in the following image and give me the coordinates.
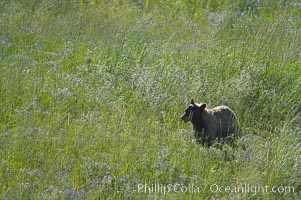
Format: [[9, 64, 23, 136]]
[[0, 0, 300, 199]]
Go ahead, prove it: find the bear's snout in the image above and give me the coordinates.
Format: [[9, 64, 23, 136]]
[[180, 114, 190, 122]]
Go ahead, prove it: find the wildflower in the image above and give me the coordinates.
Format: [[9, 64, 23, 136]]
[[86, 57, 92, 64], [65, 188, 76, 198], [102, 172, 114, 185], [24, 55, 29, 61], [101, 162, 110, 171], [256, 0, 261, 6], [78, 189, 85, 197], [65, 188, 70, 195], [24, 69, 31, 74], [180, 148, 186, 155], [161, 147, 168, 156], [120, 176, 128, 184], [179, 173, 188, 183], [75, 77, 86, 83], [47, 185, 54, 192]]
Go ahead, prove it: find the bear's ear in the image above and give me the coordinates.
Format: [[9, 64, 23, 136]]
[[191, 98, 195, 105], [199, 103, 206, 110]]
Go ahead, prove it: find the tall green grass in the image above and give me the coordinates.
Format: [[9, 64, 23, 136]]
[[1, 0, 300, 199]]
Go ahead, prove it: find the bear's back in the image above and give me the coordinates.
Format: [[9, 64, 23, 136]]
[[211, 106, 235, 119], [210, 106, 238, 137]]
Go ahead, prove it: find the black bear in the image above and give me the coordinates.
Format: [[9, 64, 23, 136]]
[[181, 99, 239, 145]]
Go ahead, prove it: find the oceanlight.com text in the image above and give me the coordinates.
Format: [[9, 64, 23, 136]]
[[137, 183, 295, 195], [209, 184, 294, 195]]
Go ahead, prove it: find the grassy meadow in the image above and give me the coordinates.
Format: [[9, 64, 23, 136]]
[[0, 0, 301, 199]]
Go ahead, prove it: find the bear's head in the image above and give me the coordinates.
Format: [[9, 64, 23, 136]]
[[180, 99, 206, 122]]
